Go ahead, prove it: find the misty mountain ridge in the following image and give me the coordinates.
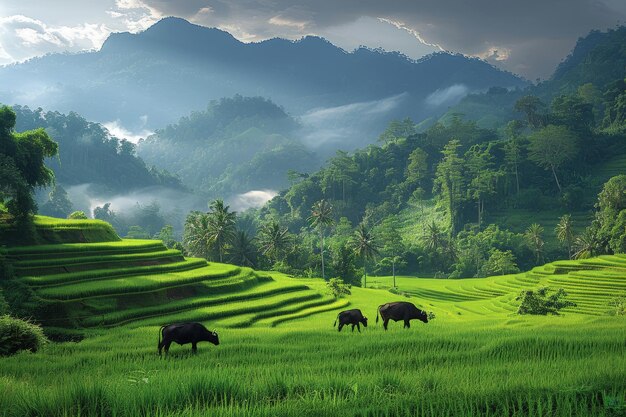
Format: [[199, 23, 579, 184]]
[[0, 17, 526, 151]]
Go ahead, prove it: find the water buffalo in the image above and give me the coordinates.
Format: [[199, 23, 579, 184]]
[[376, 302, 428, 330], [158, 322, 219, 356], [333, 309, 368, 332]]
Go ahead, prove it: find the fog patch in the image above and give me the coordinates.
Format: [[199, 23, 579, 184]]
[[230, 189, 278, 212], [425, 84, 469, 107], [103, 118, 153, 144], [299, 93, 408, 149]]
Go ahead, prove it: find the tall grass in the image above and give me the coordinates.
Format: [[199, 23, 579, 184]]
[[0, 318, 624, 417]]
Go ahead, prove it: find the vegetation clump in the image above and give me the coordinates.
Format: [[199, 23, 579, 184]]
[[516, 287, 577, 315], [326, 278, 351, 298], [609, 294, 626, 316], [0, 315, 47, 356]]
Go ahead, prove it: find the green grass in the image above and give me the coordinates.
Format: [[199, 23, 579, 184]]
[[2, 218, 626, 416]]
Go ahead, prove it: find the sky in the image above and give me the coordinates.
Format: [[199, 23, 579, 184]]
[[1, 0, 626, 79]]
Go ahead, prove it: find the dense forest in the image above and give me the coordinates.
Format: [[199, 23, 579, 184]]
[[137, 96, 320, 196]]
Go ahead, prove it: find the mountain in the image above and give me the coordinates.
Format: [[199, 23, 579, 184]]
[[137, 95, 320, 197], [441, 26, 626, 128], [0, 17, 526, 150]]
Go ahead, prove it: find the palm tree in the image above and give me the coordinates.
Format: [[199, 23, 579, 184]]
[[228, 230, 257, 267], [573, 228, 597, 260], [350, 223, 380, 288], [308, 199, 334, 280], [525, 223, 545, 264], [207, 199, 237, 262], [422, 221, 445, 270], [183, 211, 213, 259], [555, 214, 574, 258], [257, 220, 292, 264]]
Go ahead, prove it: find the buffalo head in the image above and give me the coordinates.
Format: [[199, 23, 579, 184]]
[[361, 316, 368, 327]]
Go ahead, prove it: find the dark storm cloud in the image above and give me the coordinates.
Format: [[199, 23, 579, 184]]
[[137, 0, 626, 78]]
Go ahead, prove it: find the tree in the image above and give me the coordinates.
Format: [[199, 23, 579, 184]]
[[154, 224, 177, 248], [308, 199, 334, 280], [0, 106, 58, 220], [503, 120, 524, 195], [465, 145, 500, 228], [375, 216, 405, 288], [480, 249, 520, 276], [257, 220, 292, 264], [573, 228, 598, 260], [330, 245, 360, 286], [514, 95, 545, 128], [183, 211, 213, 260], [528, 125, 579, 193], [516, 287, 576, 315], [40, 185, 73, 218], [378, 118, 416, 144], [326, 278, 352, 298], [349, 223, 380, 288], [525, 223, 545, 264], [434, 139, 464, 236], [555, 214, 575, 258], [228, 230, 257, 267], [206, 199, 237, 262], [405, 147, 428, 191]]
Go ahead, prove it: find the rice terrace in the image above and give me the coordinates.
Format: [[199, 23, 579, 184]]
[[2, 2, 626, 416]]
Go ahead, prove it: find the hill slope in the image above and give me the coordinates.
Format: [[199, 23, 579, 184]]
[[0, 17, 526, 149]]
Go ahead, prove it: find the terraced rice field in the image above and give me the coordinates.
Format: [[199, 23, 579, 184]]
[[1, 217, 625, 416], [3, 230, 344, 331]]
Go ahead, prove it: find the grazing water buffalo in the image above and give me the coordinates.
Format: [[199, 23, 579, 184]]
[[158, 322, 219, 355], [334, 309, 368, 332], [376, 302, 428, 330]]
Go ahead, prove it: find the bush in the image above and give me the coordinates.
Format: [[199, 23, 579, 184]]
[[516, 287, 577, 315], [67, 211, 88, 219], [0, 315, 47, 356], [326, 278, 351, 298], [609, 294, 626, 316]]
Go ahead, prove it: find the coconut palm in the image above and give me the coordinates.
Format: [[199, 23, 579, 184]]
[[206, 199, 237, 262], [573, 229, 597, 260], [228, 230, 257, 267], [555, 214, 574, 258], [308, 199, 334, 280], [350, 223, 380, 288], [257, 220, 292, 263], [525, 223, 545, 264], [183, 211, 213, 259]]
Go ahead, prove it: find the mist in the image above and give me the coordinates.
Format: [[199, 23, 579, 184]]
[[425, 84, 469, 108]]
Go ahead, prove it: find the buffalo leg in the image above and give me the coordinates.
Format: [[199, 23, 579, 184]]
[[404, 319, 411, 329], [351, 324, 355, 332], [357, 323, 361, 333], [191, 342, 198, 354], [383, 319, 389, 331], [338, 323, 344, 332], [164, 341, 172, 355]]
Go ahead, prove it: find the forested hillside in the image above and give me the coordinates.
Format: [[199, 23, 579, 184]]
[[12, 106, 180, 192], [137, 96, 319, 196], [0, 17, 525, 150]]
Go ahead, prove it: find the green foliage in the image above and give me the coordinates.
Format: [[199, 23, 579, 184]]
[[349, 223, 380, 287], [325, 277, 352, 298], [67, 211, 88, 220], [555, 214, 575, 258], [516, 287, 577, 315], [589, 175, 626, 254], [125, 225, 150, 239], [480, 249, 520, 276], [39, 185, 73, 218], [0, 106, 58, 219], [609, 294, 626, 316], [525, 223, 545, 264], [0, 289, 8, 315], [329, 245, 360, 287], [434, 139, 464, 235], [0, 315, 47, 356], [257, 220, 292, 263], [528, 125, 579, 193]]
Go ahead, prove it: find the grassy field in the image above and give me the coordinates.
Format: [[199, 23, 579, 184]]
[[0, 217, 625, 416]]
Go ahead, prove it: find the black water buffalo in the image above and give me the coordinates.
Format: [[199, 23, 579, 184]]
[[376, 302, 428, 330], [158, 322, 219, 355], [334, 309, 368, 332]]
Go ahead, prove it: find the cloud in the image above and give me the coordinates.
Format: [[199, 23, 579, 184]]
[[133, 0, 626, 78], [425, 84, 470, 108], [300, 93, 407, 148], [103, 118, 154, 144], [230, 189, 277, 211], [0, 15, 109, 64]]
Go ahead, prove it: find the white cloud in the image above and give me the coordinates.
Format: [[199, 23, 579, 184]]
[[425, 84, 469, 107], [103, 119, 153, 144], [230, 190, 277, 211]]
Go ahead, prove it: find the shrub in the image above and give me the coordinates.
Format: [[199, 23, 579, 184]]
[[609, 294, 626, 316], [516, 287, 577, 315], [0, 315, 47, 356], [0, 289, 8, 314], [67, 211, 88, 219], [326, 278, 351, 298]]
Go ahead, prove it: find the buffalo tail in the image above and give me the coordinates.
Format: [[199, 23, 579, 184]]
[[333, 316, 337, 327]]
